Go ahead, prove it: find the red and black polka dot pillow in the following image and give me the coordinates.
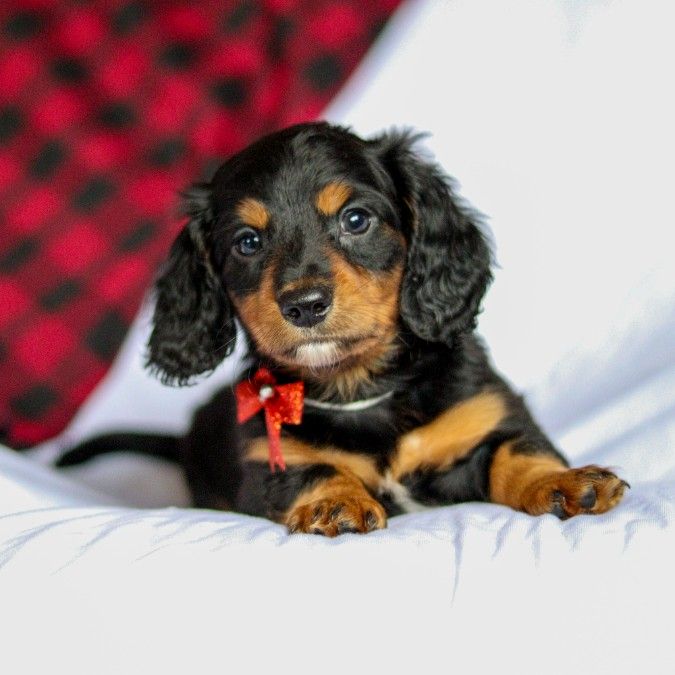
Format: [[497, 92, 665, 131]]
[[0, 0, 403, 448]]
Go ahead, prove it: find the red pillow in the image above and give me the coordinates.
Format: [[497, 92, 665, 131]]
[[0, 0, 403, 448]]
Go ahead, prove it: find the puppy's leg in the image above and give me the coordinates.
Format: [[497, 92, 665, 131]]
[[245, 437, 387, 536], [279, 469, 387, 536], [388, 388, 627, 518], [489, 441, 628, 518]]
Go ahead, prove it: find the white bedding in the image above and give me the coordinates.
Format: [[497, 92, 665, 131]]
[[2, 1, 674, 673]]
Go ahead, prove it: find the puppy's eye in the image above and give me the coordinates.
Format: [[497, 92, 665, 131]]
[[340, 208, 372, 235], [233, 228, 262, 256]]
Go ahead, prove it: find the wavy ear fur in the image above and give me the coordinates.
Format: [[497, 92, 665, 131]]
[[146, 184, 236, 385], [373, 131, 492, 346]]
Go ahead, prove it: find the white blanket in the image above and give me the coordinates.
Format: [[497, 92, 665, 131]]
[[2, 1, 674, 673]]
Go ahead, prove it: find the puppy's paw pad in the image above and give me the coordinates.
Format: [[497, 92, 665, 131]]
[[526, 465, 628, 518], [286, 495, 387, 536]]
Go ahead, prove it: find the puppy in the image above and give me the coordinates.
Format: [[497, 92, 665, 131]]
[[61, 122, 628, 534]]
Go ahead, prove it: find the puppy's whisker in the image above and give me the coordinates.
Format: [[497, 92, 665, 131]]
[[212, 337, 238, 356], [395, 333, 413, 349]]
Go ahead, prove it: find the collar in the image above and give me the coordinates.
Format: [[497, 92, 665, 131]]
[[303, 390, 394, 412]]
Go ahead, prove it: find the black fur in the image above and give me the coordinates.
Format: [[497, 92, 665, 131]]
[[374, 130, 493, 344], [56, 432, 179, 467], [58, 122, 589, 531], [147, 186, 237, 385]]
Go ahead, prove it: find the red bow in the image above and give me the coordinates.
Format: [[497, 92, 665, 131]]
[[235, 368, 304, 472]]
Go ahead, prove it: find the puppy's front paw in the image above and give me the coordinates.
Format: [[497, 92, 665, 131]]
[[523, 465, 629, 519], [286, 495, 387, 536]]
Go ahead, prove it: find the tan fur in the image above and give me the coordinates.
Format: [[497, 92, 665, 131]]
[[328, 251, 402, 335], [277, 277, 329, 296], [236, 197, 270, 229], [315, 182, 352, 216], [390, 391, 507, 480], [233, 263, 292, 352], [284, 473, 387, 536], [245, 436, 386, 535], [232, 249, 404, 387], [489, 444, 627, 515], [489, 444, 566, 509], [245, 437, 381, 489], [315, 362, 384, 401], [306, 251, 403, 393]]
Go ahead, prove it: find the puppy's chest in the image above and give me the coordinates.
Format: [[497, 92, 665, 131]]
[[241, 385, 494, 514], [277, 385, 502, 513], [287, 409, 440, 515], [294, 405, 403, 456]]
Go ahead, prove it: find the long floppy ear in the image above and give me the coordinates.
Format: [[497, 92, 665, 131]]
[[146, 184, 237, 385], [373, 132, 492, 345]]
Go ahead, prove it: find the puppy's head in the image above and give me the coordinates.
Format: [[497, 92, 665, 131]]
[[147, 123, 491, 385]]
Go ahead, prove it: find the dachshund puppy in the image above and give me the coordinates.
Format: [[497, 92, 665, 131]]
[[62, 122, 628, 534]]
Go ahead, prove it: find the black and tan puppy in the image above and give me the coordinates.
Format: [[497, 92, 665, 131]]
[[60, 122, 628, 535]]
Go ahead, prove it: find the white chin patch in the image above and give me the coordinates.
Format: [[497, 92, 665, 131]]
[[294, 342, 340, 369]]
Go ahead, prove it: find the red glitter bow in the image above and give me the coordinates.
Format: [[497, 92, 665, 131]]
[[235, 368, 304, 472]]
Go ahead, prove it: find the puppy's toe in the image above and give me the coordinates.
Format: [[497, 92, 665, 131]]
[[524, 465, 628, 518], [286, 495, 387, 536]]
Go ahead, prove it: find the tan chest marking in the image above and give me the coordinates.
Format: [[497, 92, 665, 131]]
[[389, 391, 507, 481]]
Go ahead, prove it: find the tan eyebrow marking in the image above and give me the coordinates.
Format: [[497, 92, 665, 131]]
[[315, 182, 352, 216], [236, 197, 270, 229]]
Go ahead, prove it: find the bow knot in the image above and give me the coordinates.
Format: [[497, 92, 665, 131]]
[[236, 368, 304, 471]]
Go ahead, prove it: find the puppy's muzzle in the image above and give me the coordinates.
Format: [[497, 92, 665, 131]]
[[278, 286, 333, 328]]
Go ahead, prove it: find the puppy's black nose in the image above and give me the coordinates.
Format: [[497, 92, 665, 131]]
[[278, 287, 332, 328]]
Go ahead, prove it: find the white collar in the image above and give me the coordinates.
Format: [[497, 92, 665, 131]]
[[303, 390, 394, 412]]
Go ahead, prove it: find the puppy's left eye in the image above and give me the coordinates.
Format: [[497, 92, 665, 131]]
[[340, 208, 373, 235]]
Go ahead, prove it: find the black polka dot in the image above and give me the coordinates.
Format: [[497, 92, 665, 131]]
[[160, 43, 197, 69], [224, 1, 257, 32], [268, 17, 294, 59], [4, 10, 42, 41], [148, 138, 185, 167], [0, 106, 23, 144], [98, 102, 136, 129], [52, 57, 88, 83], [120, 220, 157, 251], [113, 1, 148, 35], [211, 77, 247, 108], [11, 385, 58, 420], [0, 237, 38, 273], [305, 54, 342, 91], [29, 140, 66, 179], [86, 311, 128, 360], [72, 176, 116, 212], [40, 279, 82, 311]]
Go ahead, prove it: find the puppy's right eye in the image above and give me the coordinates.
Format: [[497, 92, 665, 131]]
[[340, 207, 372, 235], [233, 229, 262, 256]]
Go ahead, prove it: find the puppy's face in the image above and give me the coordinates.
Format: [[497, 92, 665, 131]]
[[147, 123, 492, 387], [209, 127, 406, 376]]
